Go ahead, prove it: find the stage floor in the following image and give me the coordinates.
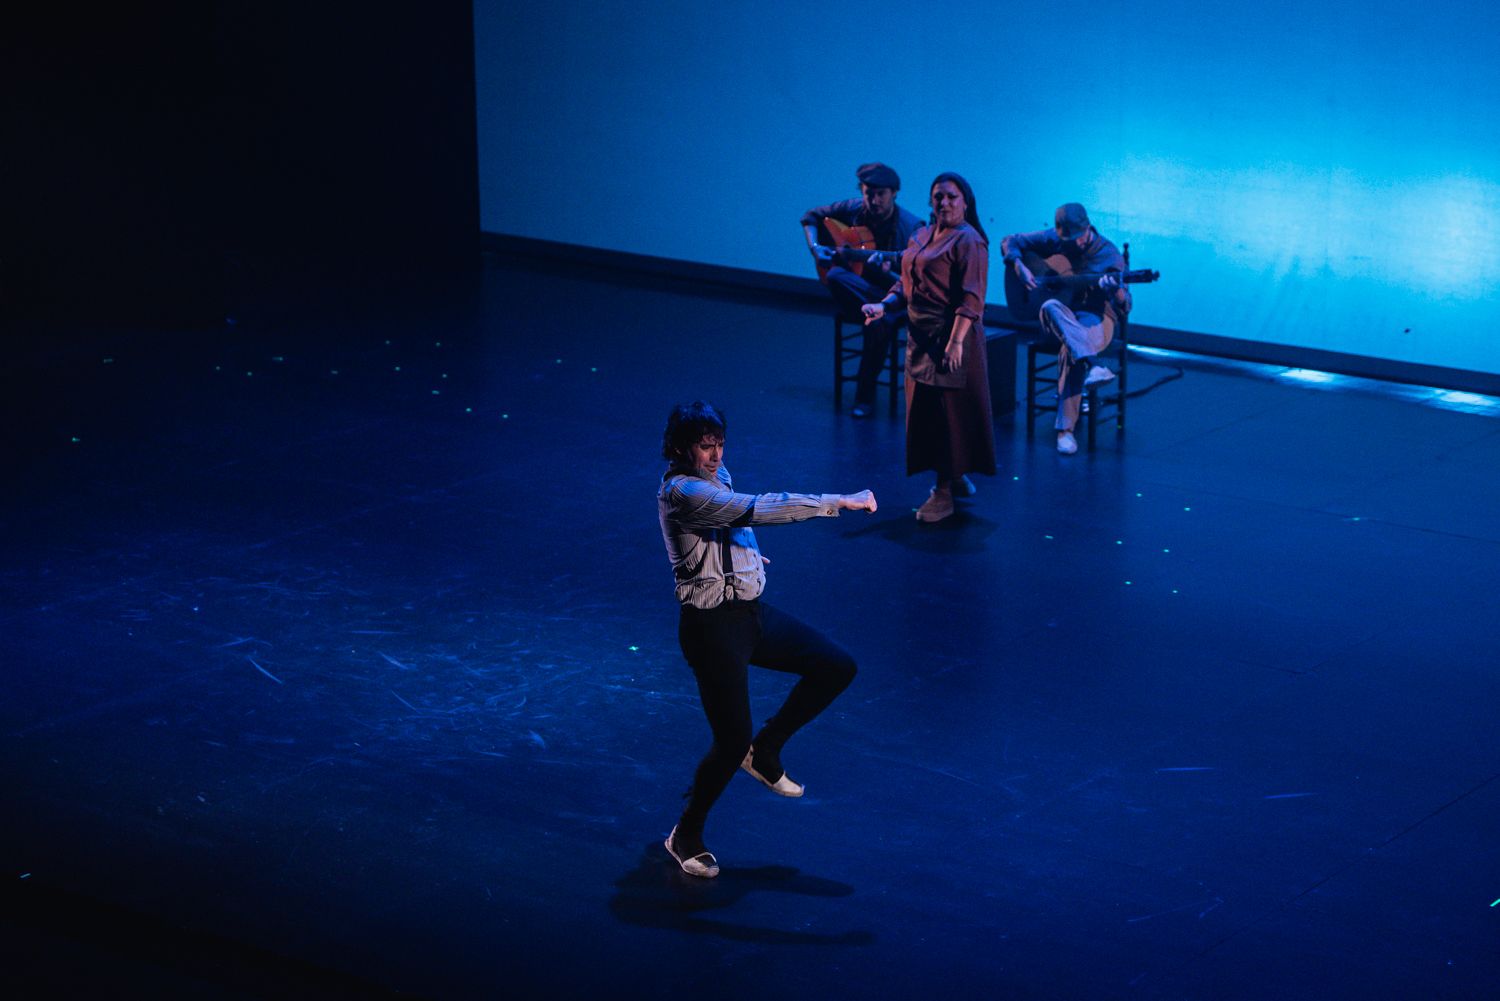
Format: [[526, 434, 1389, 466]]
[[4, 259, 1499, 999]]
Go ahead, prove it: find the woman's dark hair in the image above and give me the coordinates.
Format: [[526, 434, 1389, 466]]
[[929, 172, 988, 244], [661, 400, 727, 461]]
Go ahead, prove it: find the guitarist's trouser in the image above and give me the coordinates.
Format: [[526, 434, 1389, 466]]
[[1040, 299, 1115, 431], [826, 266, 900, 406]]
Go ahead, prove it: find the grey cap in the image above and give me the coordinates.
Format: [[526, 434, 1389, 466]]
[[1054, 203, 1091, 239]]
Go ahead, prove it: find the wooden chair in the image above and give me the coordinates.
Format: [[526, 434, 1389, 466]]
[[1024, 318, 1128, 447], [1022, 244, 1135, 448], [834, 310, 907, 417]]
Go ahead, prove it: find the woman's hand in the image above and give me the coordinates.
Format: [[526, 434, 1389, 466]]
[[861, 302, 885, 325], [943, 326, 966, 371]]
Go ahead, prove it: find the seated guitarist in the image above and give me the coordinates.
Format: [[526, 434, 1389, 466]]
[[1001, 203, 1132, 455], [801, 162, 923, 418]]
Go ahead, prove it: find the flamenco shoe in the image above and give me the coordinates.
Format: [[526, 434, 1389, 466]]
[[953, 475, 977, 498], [1056, 431, 1078, 455], [914, 487, 954, 523], [1084, 364, 1116, 387], [740, 748, 804, 797], [665, 826, 719, 878]]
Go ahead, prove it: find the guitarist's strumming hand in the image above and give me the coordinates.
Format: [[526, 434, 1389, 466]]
[[811, 244, 835, 263], [1014, 259, 1038, 291]]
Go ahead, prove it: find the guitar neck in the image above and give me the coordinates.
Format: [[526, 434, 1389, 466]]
[[1043, 269, 1158, 287], [840, 248, 896, 266]]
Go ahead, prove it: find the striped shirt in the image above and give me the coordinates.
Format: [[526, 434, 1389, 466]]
[[657, 465, 841, 608]]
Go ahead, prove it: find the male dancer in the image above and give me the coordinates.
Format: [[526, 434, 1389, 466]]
[[657, 400, 877, 877]]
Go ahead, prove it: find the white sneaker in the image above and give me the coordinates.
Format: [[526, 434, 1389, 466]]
[[1056, 431, 1078, 455], [665, 826, 719, 878], [740, 749, 805, 797], [1084, 365, 1116, 387]]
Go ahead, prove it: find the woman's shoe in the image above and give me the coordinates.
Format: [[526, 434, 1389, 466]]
[[915, 487, 955, 522], [740, 748, 804, 797], [665, 826, 720, 878]]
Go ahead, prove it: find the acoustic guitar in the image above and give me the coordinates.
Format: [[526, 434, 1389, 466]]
[[1003, 249, 1160, 324], [815, 217, 899, 284]]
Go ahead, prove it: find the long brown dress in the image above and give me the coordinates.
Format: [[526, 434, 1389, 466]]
[[889, 222, 996, 479]]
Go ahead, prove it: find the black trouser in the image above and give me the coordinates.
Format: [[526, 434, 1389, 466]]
[[676, 599, 856, 837], [826, 266, 899, 406]]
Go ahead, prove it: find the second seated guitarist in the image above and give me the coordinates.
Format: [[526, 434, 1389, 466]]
[[801, 162, 924, 418], [1001, 203, 1132, 455]]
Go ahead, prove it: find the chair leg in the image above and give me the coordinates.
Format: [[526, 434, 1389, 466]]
[[1025, 344, 1038, 435], [1086, 388, 1097, 449], [1117, 344, 1127, 434], [833, 315, 843, 410], [888, 324, 900, 418]]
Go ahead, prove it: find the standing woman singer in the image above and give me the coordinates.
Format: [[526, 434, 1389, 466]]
[[862, 172, 995, 523]]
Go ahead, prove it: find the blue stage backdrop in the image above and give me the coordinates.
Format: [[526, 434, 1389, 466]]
[[474, 0, 1500, 378]]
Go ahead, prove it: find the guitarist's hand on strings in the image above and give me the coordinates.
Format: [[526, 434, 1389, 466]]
[[1097, 272, 1129, 306], [810, 244, 835, 263]]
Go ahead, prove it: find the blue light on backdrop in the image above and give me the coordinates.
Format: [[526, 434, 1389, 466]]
[[474, 0, 1500, 377]]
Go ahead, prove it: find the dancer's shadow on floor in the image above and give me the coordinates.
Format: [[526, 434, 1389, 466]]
[[609, 843, 876, 946], [842, 508, 999, 555]]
